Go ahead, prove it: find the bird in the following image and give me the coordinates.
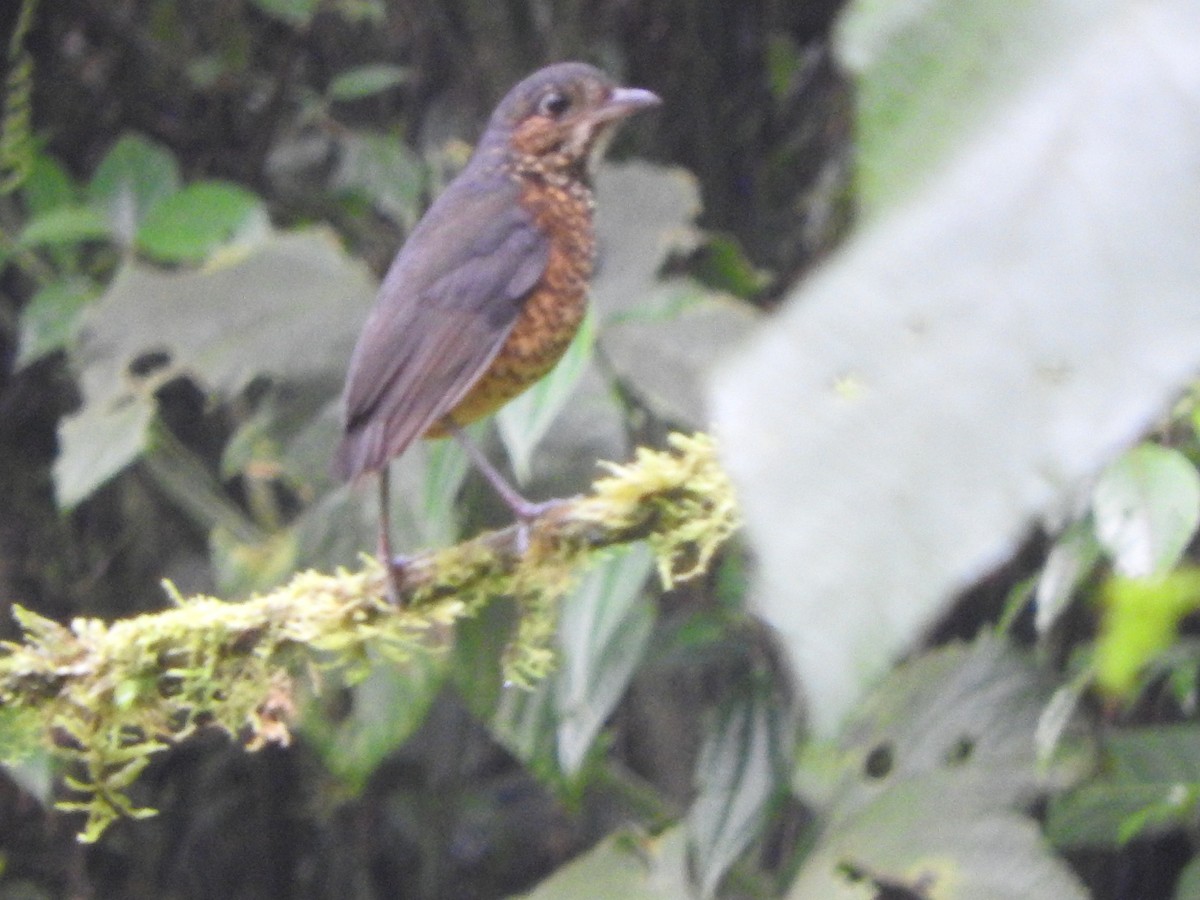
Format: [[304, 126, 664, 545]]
[[332, 62, 661, 596]]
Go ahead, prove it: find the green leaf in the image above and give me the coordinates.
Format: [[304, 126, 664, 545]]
[[807, 639, 1091, 825], [55, 228, 376, 507], [688, 687, 788, 899], [249, 0, 319, 26], [1035, 519, 1102, 634], [519, 828, 691, 900], [17, 206, 111, 248], [789, 640, 1092, 898], [300, 650, 446, 794], [17, 277, 98, 366], [1093, 444, 1200, 577], [54, 396, 155, 510], [1094, 570, 1200, 697], [602, 281, 757, 427], [788, 776, 1089, 899], [494, 676, 558, 778], [554, 543, 655, 775], [837, 0, 1104, 214], [498, 311, 597, 484], [136, 181, 267, 263], [332, 130, 425, 229], [327, 64, 410, 101], [711, 0, 1200, 734], [1047, 724, 1200, 848], [1175, 855, 1200, 900], [694, 233, 770, 298], [87, 133, 180, 244], [20, 152, 77, 217]]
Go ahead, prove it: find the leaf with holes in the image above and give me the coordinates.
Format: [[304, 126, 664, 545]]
[[55, 228, 375, 508], [789, 639, 1093, 898]]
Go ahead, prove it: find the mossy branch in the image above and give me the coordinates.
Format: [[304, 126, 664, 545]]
[[0, 433, 739, 842]]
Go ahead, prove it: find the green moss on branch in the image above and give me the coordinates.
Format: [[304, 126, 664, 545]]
[[0, 433, 740, 842]]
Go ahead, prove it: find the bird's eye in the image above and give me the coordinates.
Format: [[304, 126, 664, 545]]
[[537, 90, 571, 118]]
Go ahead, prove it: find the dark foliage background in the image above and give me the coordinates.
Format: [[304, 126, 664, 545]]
[[3, 0, 1199, 898]]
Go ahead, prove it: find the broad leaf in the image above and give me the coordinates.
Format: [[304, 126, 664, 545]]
[[788, 777, 1088, 899], [711, 0, 1200, 734], [86, 133, 180, 244], [1047, 724, 1200, 848], [55, 228, 375, 507], [300, 649, 446, 795], [520, 828, 691, 900], [20, 152, 76, 217], [136, 181, 268, 263], [790, 640, 1091, 898], [249, 0, 319, 26], [332, 130, 426, 229], [591, 165, 755, 427]]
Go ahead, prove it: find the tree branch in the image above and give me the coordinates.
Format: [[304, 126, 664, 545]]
[[0, 432, 740, 842]]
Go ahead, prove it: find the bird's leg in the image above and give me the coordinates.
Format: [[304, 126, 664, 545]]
[[377, 466, 405, 603], [447, 423, 560, 551]]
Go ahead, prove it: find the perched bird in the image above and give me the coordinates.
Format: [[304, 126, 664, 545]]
[[332, 62, 661, 592]]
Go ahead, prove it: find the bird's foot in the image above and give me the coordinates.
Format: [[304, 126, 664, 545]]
[[383, 554, 411, 606], [511, 498, 569, 555]]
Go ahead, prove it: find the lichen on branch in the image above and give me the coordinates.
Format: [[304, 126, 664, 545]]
[[0, 432, 739, 842]]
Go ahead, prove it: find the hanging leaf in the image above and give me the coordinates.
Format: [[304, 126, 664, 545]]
[[20, 152, 77, 217], [327, 64, 411, 101], [1035, 518, 1102, 634], [688, 686, 789, 899], [55, 395, 156, 510], [1094, 569, 1200, 697], [554, 543, 655, 776]]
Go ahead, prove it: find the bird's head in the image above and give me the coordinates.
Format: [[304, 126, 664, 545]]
[[482, 62, 660, 180]]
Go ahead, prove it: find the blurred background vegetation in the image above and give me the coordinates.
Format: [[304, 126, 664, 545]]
[[3, 0, 1200, 897]]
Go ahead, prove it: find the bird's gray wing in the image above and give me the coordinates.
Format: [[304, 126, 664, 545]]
[[333, 175, 549, 480]]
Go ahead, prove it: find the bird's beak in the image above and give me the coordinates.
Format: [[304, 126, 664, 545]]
[[592, 86, 662, 124]]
